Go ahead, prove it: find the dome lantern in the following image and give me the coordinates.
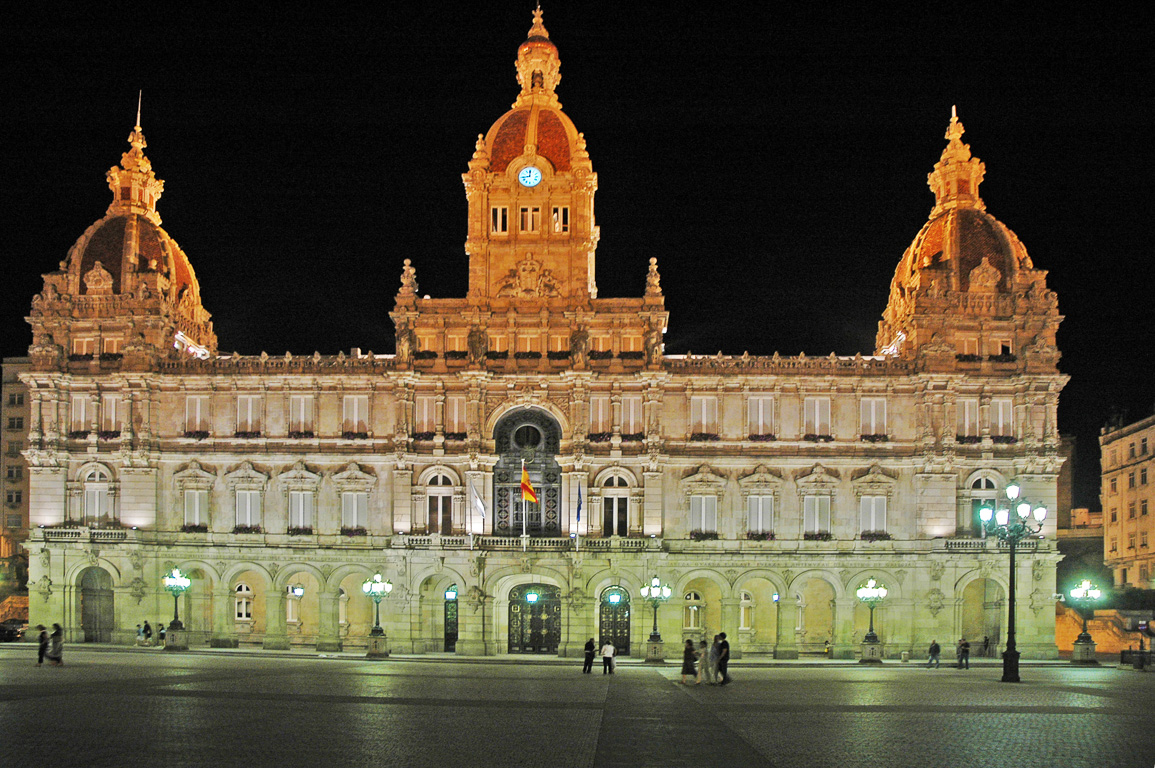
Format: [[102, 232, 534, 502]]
[[514, 6, 561, 110], [926, 106, 986, 218], [105, 94, 164, 225]]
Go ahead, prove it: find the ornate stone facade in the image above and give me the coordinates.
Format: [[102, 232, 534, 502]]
[[20, 11, 1066, 658]]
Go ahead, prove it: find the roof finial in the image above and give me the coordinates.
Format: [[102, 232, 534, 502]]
[[528, 3, 549, 39], [136, 90, 142, 130], [951, 104, 957, 120]]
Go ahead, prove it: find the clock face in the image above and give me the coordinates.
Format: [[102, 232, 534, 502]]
[[518, 166, 543, 187]]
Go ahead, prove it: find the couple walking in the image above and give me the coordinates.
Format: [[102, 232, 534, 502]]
[[682, 633, 730, 685], [36, 624, 64, 666], [582, 638, 618, 674]]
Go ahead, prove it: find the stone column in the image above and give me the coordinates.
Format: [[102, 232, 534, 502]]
[[263, 588, 290, 650], [774, 596, 799, 659], [720, 597, 742, 659], [454, 586, 489, 656], [643, 472, 663, 537], [210, 587, 237, 647], [832, 597, 857, 659], [316, 590, 342, 652]]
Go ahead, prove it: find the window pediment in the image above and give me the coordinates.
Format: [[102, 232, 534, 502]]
[[738, 465, 783, 497], [333, 462, 375, 492], [851, 464, 897, 497], [795, 464, 839, 494], [174, 460, 216, 490], [279, 460, 321, 490], [680, 465, 726, 501], [224, 461, 268, 490]]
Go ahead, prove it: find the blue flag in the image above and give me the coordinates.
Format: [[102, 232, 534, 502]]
[[576, 485, 582, 522]]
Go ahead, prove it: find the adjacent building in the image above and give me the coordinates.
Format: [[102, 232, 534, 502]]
[[21, 11, 1067, 657], [1, 358, 30, 587], [1100, 414, 1155, 587]]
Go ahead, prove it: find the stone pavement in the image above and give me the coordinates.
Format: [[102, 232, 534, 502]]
[[1, 645, 1153, 768]]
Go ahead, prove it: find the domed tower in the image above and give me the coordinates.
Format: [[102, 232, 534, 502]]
[[27, 116, 216, 371], [876, 109, 1062, 373], [391, 8, 667, 372]]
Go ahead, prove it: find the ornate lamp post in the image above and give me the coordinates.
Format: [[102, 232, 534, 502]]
[[362, 573, 393, 658], [979, 480, 1047, 683], [161, 568, 191, 651], [1068, 579, 1102, 664], [856, 577, 888, 663], [640, 575, 671, 662]]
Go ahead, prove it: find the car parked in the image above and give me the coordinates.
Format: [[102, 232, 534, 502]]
[[0, 618, 28, 642]]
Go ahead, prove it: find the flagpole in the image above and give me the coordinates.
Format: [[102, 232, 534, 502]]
[[576, 484, 581, 552], [521, 459, 528, 552]]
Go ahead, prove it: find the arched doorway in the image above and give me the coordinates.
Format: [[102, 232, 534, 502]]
[[78, 567, 114, 643], [444, 583, 459, 652], [962, 578, 1004, 654], [493, 409, 562, 537], [797, 578, 835, 654], [508, 583, 561, 653], [599, 586, 630, 656]]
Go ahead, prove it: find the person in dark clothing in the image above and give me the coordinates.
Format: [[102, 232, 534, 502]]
[[957, 637, 970, 669], [583, 638, 596, 673], [159, 624, 167, 644], [46, 624, 64, 666], [142, 621, 153, 646], [36, 625, 48, 666], [680, 639, 698, 684], [717, 632, 731, 685]]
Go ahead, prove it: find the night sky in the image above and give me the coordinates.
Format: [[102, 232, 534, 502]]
[[3, 6, 1152, 507]]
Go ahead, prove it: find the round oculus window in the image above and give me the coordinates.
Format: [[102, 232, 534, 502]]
[[513, 424, 542, 448]]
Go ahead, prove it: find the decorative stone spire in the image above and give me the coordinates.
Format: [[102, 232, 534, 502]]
[[105, 96, 165, 224], [926, 106, 986, 218], [514, 6, 561, 109]]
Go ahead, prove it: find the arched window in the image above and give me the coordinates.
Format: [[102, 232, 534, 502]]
[[83, 469, 112, 523], [602, 475, 630, 537], [683, 591, 703, 629], [739, 590, 754, 630], [235, 583, 253, 621], [427, 473, 454, 534], [969, 477, 998, 536]]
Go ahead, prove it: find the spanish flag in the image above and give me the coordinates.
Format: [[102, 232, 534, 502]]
[[520, 462, 539, 504]]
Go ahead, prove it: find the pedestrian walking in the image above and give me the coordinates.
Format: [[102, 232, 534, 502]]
[[600, 641, 616, 674], [46, 623, 64, 666], [583, 638, 596, 673], [681, 639, 698, 684], [696, 640, 712, 684], [982, 636, 991, 658], [36, 625, 48, 666], [956, 637, 970, 669], [708, 635, 721, 684], [717, 632, 731, 685], [142, 621, 153, 647], [135, 624, 144, 646], [158, 625, 167, 645], [927, 639, 941, 668]]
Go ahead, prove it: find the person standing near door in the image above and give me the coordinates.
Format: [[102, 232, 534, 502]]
[[601, 641, 616, 674], [583, 638, 596, 673], [716, 632, 731, 685]]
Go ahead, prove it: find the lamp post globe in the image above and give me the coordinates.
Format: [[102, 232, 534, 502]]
[[1068, 579, 1102, 664], [979, 479, 1047, 683], [640, 576, 672, 662], [161, 568, 192, 631], [855, 577, 888, 663]]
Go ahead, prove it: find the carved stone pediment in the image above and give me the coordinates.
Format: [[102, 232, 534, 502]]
[[968, 257, 1001, 293], [794, 464, 839, 489], [738, 465, 783, 496], [83, 261, 114, 295]]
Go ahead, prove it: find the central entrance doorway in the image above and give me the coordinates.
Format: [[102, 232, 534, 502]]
[[599, 586, 630, 656], [78, 567, 114, 643], [508, 583, 561, 653], [444, 584, 459, 652]]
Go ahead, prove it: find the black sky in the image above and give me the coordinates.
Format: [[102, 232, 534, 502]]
[[3, 5, 1152, 507]]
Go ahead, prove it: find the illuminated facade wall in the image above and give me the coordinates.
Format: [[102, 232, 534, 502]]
[[21, 11, 1066, 658], [1100, 415, 1155, 587]]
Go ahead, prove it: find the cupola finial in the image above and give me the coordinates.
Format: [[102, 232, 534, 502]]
[[926, 107, 986, 217]]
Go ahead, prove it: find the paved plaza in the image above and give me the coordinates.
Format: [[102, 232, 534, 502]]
[[1, 646, 1153, 768]]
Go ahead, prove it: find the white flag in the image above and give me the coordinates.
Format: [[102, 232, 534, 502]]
[[469, 478, 486, 519]]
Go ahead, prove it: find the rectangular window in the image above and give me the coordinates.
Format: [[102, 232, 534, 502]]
[[417, 334, 436, 352], [342, 491, 368, 529], [1110, 477, 1118, 494], [6, 417, 23, 430], [288, 491, 313, 528], [1142, 438, 1149, 455], [488, 335, 508, 353], [490, 206, 509, 234], [1110, 508, 1117, 523], [100, 395, 122, 432], [236, 396, 262, 433], [516, 335, 540, 353], [860, 398, 886, 435], [342, 395, 368, 433], [690, 396, 718, 434], [549, 334, 569, 352], [289, 395, 314, 433], [235, 490, 261, 527], [6, 490, 22, 505], [70, 395, 89, 432], [72, 338, 95, 356], [1143, 532, 1149, 548], [102, 337, 123, 355], [446, 395, 467, 435], [185, 396, 209, 433], [803, 496, 831, 533], [990, 399, 1014, 438], [519, 206, 541, 233], [621, 336, 642, 353], [1142, 500, 1149, 516], [993, 338, 1013, 356], [589, 395, 611, 434], [1129, 472, 1137, 489], [689, 495, 717, 533], [551, 206, 569, 233], [747, 495, 774, 533], [961, 337, 980, 356], [447, 332, 467, 353], [590, 335, 611, 352], [957, 399, 980, 437], [1141, 468, 1148, 485], [184, 489, 208, 526], [6, 514, 21, 528], [748, 397, 773, 437], [621, 396, 643, 435], [7, 393, 24, 406], [803, 397, 831, 436], [5, 465, 22, 481], [859, 495, 887, 533], [415, 395, 436, 433], [1129, 502, 1136, 519], [1128, 534, 1136, 549], [1109, 538, 1117, 553]]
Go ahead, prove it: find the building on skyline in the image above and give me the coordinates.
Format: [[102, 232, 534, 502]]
[[19, 10, 1066, 657], [1, 358, 30, 588], [1100, 414, 1155, 588]]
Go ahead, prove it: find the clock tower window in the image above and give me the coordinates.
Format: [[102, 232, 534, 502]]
[[491, 206, 509, 235], [551, 206, 569, 233], [519, 206, 541, 233]]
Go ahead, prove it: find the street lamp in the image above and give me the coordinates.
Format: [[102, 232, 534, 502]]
[[362, 573, 393, 658], [640, 576, 672, 642], [1068, 579, 1102, 664], [979, 480, 1047, 683], [162, 568, 191, 631], [856, 577, 888, 663]]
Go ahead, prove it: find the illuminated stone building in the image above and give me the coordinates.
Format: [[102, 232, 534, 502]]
[[1100, 414, 1155, 587], [22, 11, 1067, 657]]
